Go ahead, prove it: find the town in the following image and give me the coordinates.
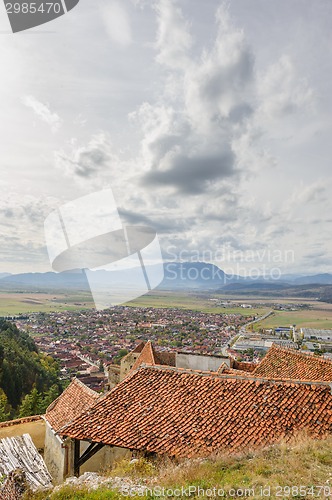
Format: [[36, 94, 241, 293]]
[[12, 303, 332, 392], [14, 307, 252, 391]]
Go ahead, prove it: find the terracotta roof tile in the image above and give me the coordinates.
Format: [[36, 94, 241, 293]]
[[253, 345, 332, 382], [45, 378, 100, 432], [60, 366, 332, 457]]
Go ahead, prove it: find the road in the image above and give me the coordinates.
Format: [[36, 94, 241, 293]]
[[221, 310, 274, 356]]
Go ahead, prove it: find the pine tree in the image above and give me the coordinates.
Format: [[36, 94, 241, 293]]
[[0, 389, 10, 422], [18, 387, 43, 418], [40, 384, 61, 413]]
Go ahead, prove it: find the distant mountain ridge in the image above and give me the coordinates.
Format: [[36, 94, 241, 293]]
[[293, 273, 332, 285], [0, 273, 11, 280], [0, 265, 331, 295]]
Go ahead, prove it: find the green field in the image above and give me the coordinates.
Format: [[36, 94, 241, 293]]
[[127, 291, 269, 316], [0, 292, 94, 316], [0, 290, 268, 317], [1, 290, 332, 330], [253, 309, 332, 330]]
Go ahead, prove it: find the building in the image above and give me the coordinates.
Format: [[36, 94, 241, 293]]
[[60, 362, 332, 475], [43, 378, 100, 484], [119, 341, 230, 381], [301, 328, 332, 341], [5, 343, 330, 485], [251, 344, 332, 381]]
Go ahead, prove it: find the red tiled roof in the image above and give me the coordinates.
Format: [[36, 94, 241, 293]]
[[45, 378, 99, 432], [61, 365, 332, 457], [253, 345, 332, 382]]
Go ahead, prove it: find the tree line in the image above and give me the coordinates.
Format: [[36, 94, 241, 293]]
[[0, 319, 64, 421]]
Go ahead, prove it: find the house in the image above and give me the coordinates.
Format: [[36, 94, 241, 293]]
[[60, 362, 332, 476], [119, 341, 230, 381], [43, 378, 101, 484], [41, 344, 332, 480]]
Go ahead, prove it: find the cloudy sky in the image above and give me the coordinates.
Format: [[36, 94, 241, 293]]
[[0, 0, 331, 276]]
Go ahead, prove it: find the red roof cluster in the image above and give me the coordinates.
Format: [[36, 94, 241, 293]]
[[61, 365, 332, 457], [45, 378, 100, 432]]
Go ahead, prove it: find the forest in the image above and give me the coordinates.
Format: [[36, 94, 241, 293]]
[[0, 318, 63, 421]]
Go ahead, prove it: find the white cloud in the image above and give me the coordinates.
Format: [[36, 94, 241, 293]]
[[100, 1, 132, 47], [22, 95, 62, 133], [0, 0, 329, 274], [155, 0, 192, 68], [257, 55, 314, 119]]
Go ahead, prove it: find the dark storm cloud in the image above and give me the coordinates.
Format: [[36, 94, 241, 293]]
[[119, 208, 195, 234], [142, 150, 236, 194]]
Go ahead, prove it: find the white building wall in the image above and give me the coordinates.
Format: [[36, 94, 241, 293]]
[[176, 353, 229, 371]]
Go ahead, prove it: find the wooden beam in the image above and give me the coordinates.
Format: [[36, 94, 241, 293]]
[[74, 439, 80, 477], [77, 442, 105, 468]]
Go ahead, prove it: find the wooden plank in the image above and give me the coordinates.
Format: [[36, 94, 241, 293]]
[[0, 433, 52, 490]]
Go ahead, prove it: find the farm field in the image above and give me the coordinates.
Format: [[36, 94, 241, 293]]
[[253, 308, 332, 330], [0, 292, 94, 316], [0, 290, 268, 317], [0, 290, 332, 330], [127, 291, 269, 316]]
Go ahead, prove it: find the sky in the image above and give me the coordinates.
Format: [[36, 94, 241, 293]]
[[0, 0, 331, 276]]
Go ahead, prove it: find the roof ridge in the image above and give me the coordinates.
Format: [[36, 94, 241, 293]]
[[45, 377, 98, 414], [72, 377, 100, 396], [137, 363, 332, 389], [269, 343, 332, 364]]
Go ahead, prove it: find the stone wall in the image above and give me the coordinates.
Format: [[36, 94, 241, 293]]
[[120, 353, 141, 380]]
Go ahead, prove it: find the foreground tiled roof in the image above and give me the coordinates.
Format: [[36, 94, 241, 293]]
[[45, 378, 99, 432], [61, 365, 332, 457], [253, 345, 332, 382]]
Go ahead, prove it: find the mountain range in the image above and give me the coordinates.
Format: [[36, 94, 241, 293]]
[[0, 263, 331, 294]]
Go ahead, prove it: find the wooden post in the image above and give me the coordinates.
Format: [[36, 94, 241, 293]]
[[74, 439, 80, 477]]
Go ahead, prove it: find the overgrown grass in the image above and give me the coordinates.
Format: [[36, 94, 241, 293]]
[[24, 434, 332, 499]]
